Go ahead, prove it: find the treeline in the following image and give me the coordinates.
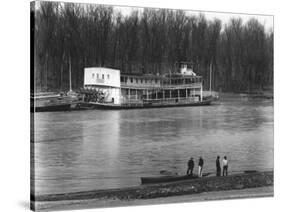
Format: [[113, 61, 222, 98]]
[[32, 1, 273, 92]]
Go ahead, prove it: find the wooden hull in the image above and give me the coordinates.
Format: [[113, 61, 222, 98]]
[[31, 93, 79, 112], [88, 100, 212, 110], [141, 175, 199, 184], [31, 104, 72, 112]]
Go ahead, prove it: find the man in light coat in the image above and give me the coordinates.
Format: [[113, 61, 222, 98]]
[[222, 156, 228, 176]]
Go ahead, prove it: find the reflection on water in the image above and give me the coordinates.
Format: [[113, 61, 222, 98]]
[[33, 95, 273, 195]]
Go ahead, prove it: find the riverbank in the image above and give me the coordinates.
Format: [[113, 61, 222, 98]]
[[35, 186, 273, 211], [32, 171, 273, 211], [230, 89, 273, 99]]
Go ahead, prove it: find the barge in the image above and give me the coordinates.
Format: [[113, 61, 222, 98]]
[[31, 92, 79, 112], [81, 62, 213, 109]]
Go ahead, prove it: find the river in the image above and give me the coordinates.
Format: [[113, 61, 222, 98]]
[[32, 94, 273, 195]]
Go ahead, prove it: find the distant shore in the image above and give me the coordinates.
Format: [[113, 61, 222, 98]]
[[222, 89, 273, 99], [32, 171, 273, 211]]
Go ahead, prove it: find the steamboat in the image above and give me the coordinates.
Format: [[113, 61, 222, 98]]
[[81, 62, 214, 109]]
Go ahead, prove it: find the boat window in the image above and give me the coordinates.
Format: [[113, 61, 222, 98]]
[[107, 74, 110, 79], [136, 78, 138, 83], [92, 73, 95, 79], [131, 78, 133, 83], [141, 79, 143, 83], [97, 74, 99, 79], [102, 74, 104, 79]]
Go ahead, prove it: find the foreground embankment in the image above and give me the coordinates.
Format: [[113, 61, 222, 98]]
[[35, 186, 273, 211], [33, 171, 273, 202]]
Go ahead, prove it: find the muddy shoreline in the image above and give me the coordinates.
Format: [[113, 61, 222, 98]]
[[32, 171, 273, 203]]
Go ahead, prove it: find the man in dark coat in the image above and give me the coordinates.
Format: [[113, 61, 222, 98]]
[[216, 156, 221, 176], [186, 157, 194, 175]]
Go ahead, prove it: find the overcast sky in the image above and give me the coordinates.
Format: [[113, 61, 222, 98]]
[[114, 5, 273, 32]]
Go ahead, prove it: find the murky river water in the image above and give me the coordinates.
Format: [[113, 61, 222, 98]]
[[33, 94, 273, 195]]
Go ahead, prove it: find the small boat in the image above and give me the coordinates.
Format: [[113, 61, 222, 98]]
[[31, 58, 80, 112], [31, 101, 72, 112], [141, 174, 200, 184], [141, 172, 212, 184], [31, 92, 78, 112], [244, 170, 257, 174]]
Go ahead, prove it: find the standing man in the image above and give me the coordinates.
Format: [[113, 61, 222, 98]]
[[222, 156, 228, 176], [198, 157, 204, 177], [187, 157, 194, 176], [216, 156, 221, 176]]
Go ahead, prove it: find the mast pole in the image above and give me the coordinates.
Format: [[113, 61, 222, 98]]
[[209, 61, 212, 95], [69, 55, 72, 92], [200, 85, 203, 102]]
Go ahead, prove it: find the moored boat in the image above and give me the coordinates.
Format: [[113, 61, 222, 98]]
[[141, 174, 198, 184], [31, 92, 78, 112], [141, 172, 211, 184], [81, 62, 216, 109]]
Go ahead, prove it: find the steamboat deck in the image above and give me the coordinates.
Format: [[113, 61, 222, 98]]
[[82, 62, 213, 109]]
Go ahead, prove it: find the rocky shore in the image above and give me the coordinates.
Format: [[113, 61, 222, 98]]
[[32, 171, 273, 211], [33, 171, 273, 203]]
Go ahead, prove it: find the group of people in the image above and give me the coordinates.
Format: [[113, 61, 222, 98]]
[[83, 89, 105, 103], [216, 156, 228, 176], [186, 157, 204, 177], [186, 156, 228, 177]]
